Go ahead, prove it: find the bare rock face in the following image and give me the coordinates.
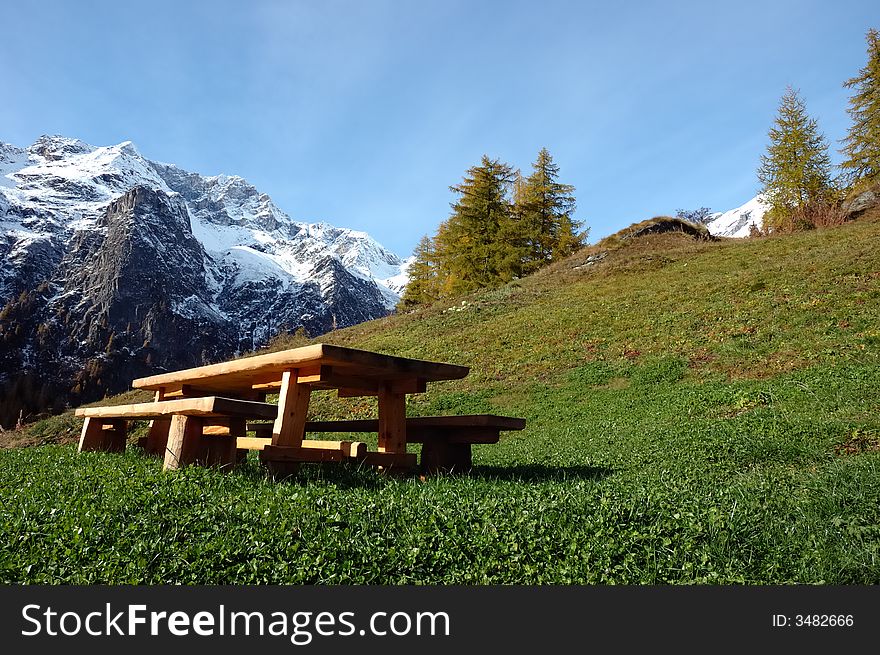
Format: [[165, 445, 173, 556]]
[[57, 186, 231, 366], [0, 135, 410, 426], [842, 182, 880, 220]]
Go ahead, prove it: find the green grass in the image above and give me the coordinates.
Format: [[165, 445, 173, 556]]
[[1, 216, 879, 584]]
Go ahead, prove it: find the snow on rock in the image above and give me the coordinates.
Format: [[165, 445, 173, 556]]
[[0, 134, 411, 415], [705, 196, 769, 238], [0, 135, 409, 312]]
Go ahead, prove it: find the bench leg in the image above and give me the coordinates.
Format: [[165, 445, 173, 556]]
[[163, 415, 204, 471], [103, 419, 128, 453], [447, 443, 473, 472], [144, 418, 171, 457], [420, 439, 448, 474], [260, 369, 311, 479], [79, 417, 127, 453], [78, 417, 104, 452], [199, 418, 245, 471], [261, 457, 300, 480], [420, 441, 472, 474]]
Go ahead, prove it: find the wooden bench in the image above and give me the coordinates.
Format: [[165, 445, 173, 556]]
[[75, 397, 369, 472], [245, 415, 526, 473], [76, 396, 278, 471]]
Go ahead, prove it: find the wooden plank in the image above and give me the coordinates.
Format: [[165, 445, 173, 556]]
[[248, 423, 272, 438], [162, 385, 221, 399], [258, 370, 426, 396], [75, 396, 278, 420], [250, 365, 322, 390], [250, 416, 521, 444], [300, 415, 525, 432], [336, 387, 378, 398], [413, 427, 501, 444], [163, 415, 204, 471], [337, 377, 426, 397], [237, 437, 366, 458], [131, 343, 469, 393], [161, 384, 264, 401], [377, 383, 407, 454], [260, 445, 347, 463], [271, 370, 311, 447], [301, 366, 380, 393]]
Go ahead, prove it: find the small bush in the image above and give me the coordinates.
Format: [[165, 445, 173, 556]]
[[767, 200, 847, 233]]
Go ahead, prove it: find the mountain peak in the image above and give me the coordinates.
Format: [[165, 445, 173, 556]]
[[705, 196, 769, 238], [0, 134, 410, 421], [28, 135, 95, 159]]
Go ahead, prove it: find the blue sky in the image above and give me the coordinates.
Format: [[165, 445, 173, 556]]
[[2, 0, 877, 256]]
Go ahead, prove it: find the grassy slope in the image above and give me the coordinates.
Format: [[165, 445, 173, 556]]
[[1, 215, 879, 584]]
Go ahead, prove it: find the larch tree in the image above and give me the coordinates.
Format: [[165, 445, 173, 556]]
[[757, 87, 834, 230], [438, 156, 517, 295], [513, 148, 585, 275], [841, 28, 880, 188], [398, 235, 440, 310]]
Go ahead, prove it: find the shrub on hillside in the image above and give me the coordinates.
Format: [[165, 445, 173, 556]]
[[768, 200, 847, 233]]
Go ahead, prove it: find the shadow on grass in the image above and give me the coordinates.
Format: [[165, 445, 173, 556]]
[[235, 456, 613, 488], [469, 464, 613, 483]]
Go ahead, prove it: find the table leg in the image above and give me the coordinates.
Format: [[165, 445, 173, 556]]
[[163, 415, 204, 471], [378, 384, 406, 453], [271, 369, 311, 447], [262, 369, 312, 478], [373, 384, 416, 472]]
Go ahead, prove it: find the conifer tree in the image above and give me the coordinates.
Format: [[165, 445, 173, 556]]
[[841, 28, 880, 188], [757, 87, 833, 229], [398, 235, 439, 310], [438, 156, 517, 294], [514, 148, 585, 275]]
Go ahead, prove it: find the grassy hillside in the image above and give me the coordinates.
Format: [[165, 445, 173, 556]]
[[1, 214, 879, 584]]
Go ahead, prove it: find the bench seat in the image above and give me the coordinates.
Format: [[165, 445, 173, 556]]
[[75, 396, 278, 421], [75, 396, 280, 471], [245, 414, 526, 473]]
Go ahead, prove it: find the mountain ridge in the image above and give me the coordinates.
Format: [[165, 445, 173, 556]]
[[0, 134, 411, 426]]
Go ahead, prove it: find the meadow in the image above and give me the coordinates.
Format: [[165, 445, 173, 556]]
[[1, 214, 878, 584]]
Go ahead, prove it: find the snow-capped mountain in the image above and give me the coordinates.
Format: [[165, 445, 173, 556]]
[[0, 135, 410, 424], [705, 196, 769, 238]]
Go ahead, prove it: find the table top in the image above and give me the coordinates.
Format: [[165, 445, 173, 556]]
[[132, 343, 470, 395]]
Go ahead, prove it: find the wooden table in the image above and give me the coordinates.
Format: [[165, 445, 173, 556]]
[[131, 343, 470, 474]]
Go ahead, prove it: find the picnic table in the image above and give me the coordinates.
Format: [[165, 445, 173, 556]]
[[75, 343, 525, 476]]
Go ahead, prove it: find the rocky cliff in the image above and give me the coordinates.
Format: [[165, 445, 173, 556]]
[[0, 135, 410, 426]]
